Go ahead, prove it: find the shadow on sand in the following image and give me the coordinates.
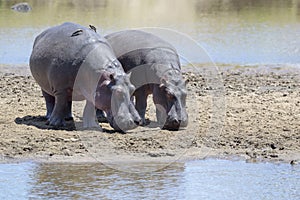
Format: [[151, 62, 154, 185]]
[[14, 115, 118, 133], [15, 115, 160, 133], [14, 115, 76, 131]]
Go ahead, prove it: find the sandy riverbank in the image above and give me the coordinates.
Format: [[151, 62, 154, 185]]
[[0, 64, 299, 164]]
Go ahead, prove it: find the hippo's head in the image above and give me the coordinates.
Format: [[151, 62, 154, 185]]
[[154, 70, 188, 131], [95, 70, 141, 132]]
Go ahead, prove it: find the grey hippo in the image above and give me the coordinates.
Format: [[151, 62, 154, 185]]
[[103, 30, 188, 130], [30, 22, 141, 131]]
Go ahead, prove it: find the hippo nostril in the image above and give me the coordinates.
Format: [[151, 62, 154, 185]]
[[134, 119, 141, 125], [129, 119, 134, 127], [173, 119, 179, 126]]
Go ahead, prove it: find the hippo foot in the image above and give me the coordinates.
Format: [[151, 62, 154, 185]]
[[65, 116, 74, 121], [45, 115, 73, 122], [96, 115, 107, 123], [45, 114, 51, 120], [46, 117, 66, 127], [141, 118, 150, 126], [83, 119, 101, 130]]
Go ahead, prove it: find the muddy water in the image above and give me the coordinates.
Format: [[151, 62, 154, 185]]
[[0, 159, 299, 199], [0, 0, 300, 65]]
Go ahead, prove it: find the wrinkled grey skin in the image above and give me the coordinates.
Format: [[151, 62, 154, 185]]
[[104, 30, 188, 130], [30, 22, 141, 131]]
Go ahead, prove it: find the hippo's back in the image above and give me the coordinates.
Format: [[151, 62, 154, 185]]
[[104, 30, 180, 72], [30, 22, 105, 70], [30, 22, 108, 94], [104, 30, 175, 57]]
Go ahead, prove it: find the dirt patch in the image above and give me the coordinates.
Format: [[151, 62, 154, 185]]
[[0, 65, 299, 164]]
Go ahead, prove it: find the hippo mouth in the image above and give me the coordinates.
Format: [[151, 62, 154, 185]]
[[162, 123, 181, 131], [106, 112, 140, 132]]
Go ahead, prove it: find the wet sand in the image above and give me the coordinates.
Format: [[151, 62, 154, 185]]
[[0, 64, 299, 164]]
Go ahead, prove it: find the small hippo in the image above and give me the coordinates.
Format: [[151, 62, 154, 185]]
[[30, 22, 141, 131], [104, 30, 188, 130]]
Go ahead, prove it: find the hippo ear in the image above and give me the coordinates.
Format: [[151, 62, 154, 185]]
[[127, 72, 132, 79], [89, 25, 97, 32], [71, 29, 83, 37]]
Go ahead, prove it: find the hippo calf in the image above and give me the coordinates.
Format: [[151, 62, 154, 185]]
[[104, 30, 188, 130], [30, 22, 141, 131]]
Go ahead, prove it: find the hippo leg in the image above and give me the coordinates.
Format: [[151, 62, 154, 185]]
[[65, 101, 73, 121], [155, 108, 166, 126], [43, 90, 73, 122], [134, 88, 148, 125], [129, 98, 142, 125], [152, 91, 168, 127], [42, 90, 55, 119], [48, 93, 69, 127], [83, 101, 101, 129]]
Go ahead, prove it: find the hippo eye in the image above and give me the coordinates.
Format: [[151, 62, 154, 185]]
[[107, 64, 113, 69], [113, 61, 118, 66]]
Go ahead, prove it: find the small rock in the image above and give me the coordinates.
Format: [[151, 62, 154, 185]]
[[11, 2, 32, 12], [70, 138, 79, 142], [166, 153, 175, 157], [246, 158, 258, 163], [79, 143, 85, 149], [270, 144, 277, 149], [227, 85, 234, 89], [63, 149, 73, 156], [148, 152, 160, 157], [23, 146, 33, 152], [290, 160, 298, 165]]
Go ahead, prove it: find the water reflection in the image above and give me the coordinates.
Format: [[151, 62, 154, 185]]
[[1, 0, 299, 27], [182, 159, 300, 199], [0, 160, 299, 199], [0, 0, 300, 64], [0, 162, 35, 199], [29, 162, 185, 199], [195, 0, 295, 13]]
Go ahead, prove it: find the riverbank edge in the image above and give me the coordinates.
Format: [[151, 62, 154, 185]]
[[0, 64, 299, 166]]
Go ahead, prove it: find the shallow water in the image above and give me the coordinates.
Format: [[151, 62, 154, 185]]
[[0, 0, 300, 65], [0, 159, 299, 199]]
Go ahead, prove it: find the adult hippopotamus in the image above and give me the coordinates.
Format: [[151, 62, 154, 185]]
[[30, 22, 141, 131], [104, 30, 188, 130]]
